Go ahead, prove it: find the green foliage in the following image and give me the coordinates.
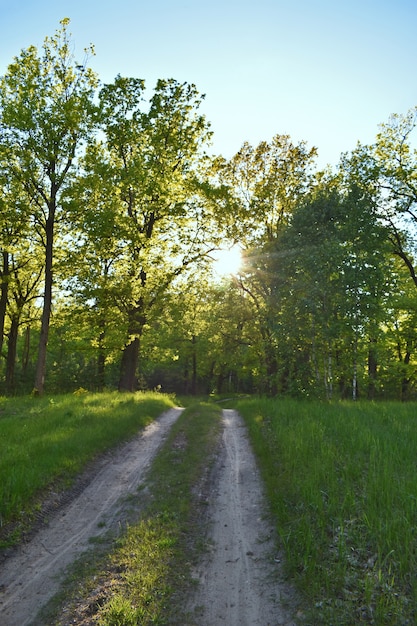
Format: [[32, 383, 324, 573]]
[[0, 18, 99, 395], [2, 20, 417, 400], [237, 397, 417, 624]]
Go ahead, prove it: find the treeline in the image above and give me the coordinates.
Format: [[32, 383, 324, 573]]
[[1, 19, 417, 399]]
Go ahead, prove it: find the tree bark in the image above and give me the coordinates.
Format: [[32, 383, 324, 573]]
[[191, 334, 197, 395], [0, 251, 10, 360], [34, 211, 54, 395], [97, 320, 106, 390], [22, 325, 30, 375], [367, 338, 378, 399], [118, 302, 146, 392], [5, 315, 19, 393], [118, 336, 140, 392]]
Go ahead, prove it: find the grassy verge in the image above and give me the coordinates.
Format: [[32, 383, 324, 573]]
[[0, 391, 175, 547], [50, 401, 222, 625], [235, 397, 417, 625]]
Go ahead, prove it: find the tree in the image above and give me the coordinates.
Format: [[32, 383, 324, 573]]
[[0, 18, 98, 394], [140, 274, 258, 395], [213, 136, 317, 394], [214, 135, 317, 245], [268, 177, 395, 398], [345, 109, 417, 292], [4, 248, 43, 393], [77, 76, 216, 392]]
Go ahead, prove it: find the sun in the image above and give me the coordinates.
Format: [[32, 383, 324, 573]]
[[212, 246, 242, 277]]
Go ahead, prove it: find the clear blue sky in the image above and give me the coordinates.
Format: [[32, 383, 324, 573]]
[[1, 0, 417, 168]]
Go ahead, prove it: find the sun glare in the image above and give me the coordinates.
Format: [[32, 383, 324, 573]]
[[213, 246, 242, 277]]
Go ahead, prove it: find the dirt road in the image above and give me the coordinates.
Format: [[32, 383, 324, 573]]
[[186, 409, 297, 625], [0, 408, 183, 626], [0, 407, 298, 625]]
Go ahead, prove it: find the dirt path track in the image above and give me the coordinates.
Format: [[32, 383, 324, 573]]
[[186, 409, 297, 625], [0, 407, 299, 625], [0, 408, 183, 626]]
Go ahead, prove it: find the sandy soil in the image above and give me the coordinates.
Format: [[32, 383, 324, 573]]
[[0, 407, 299, 626], [0, 407, 183, 626], [186, 409, 298, 625]]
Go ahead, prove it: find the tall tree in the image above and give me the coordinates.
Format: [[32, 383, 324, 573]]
[[214, 135, 317, 245], [269, 177, 395, 398], [214, 136, 317, 394], [80, 76, 216, 391], [345, 108, 417, 291], [0, 18, 98, 394]]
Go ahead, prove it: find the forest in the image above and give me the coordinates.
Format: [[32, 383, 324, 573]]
[[1, 18, 417, 400]]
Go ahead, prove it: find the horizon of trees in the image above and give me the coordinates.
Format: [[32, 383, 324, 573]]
[[2, 19, 417, 399]]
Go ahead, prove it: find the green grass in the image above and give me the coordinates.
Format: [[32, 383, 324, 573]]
[[49, 401, 222, 626], [0, 391, 176, 545], [235, 398, 417, 625], [8, 393, 417, 624]]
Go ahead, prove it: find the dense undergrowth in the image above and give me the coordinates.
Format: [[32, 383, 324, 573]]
[[235, 397, 417, 625]]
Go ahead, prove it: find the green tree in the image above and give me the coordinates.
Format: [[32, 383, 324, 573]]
[[271, 178, 395, 398], [4, 248, 43, 393], [76, 75, 217, 391], [214, 136, 317, 394], [140, 274, 258, 395], [214, 135, 317, 245], [0, 18, 98, 394], [346, 109, 417, 291]]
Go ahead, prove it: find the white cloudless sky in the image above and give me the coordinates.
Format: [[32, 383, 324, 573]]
[[1, 0, 417, 168]]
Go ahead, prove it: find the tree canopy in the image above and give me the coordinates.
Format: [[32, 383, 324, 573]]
[[1, 19, 417, 399]]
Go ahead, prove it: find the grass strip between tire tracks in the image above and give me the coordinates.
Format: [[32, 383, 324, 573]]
[[47, 400, 223, 626]]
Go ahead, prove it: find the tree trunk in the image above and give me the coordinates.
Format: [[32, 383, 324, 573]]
[[118, 303, 146, 392], [191, 335, 197, 395], [118, 336, 140, 392], [265, 347, 278, 396], [0, 251, 10, 360], [401, 343, 412, 400], [367, 338, 378, 399], [22, 325, 31, 374], [5, 315, 19, 394], [97, 321, 106, 390], [34, 211, 54, 395]]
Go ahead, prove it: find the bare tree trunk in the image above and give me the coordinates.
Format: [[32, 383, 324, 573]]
[[367, 338, 378, 399], [191, 334, 197, 395], [97, 321, 106, 390], [352, 334, 358, 401], [118, 305, 146, 392], [22, 325, 31, 374]]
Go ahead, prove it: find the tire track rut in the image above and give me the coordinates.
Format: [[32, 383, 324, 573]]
[[0, 407, 183, 626]]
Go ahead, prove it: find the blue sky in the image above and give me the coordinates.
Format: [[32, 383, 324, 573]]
[[1, 0, 417, 168]]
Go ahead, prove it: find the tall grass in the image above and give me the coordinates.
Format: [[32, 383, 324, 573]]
[[0, 391, 175, 543], [236, 398, 417, 625]]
